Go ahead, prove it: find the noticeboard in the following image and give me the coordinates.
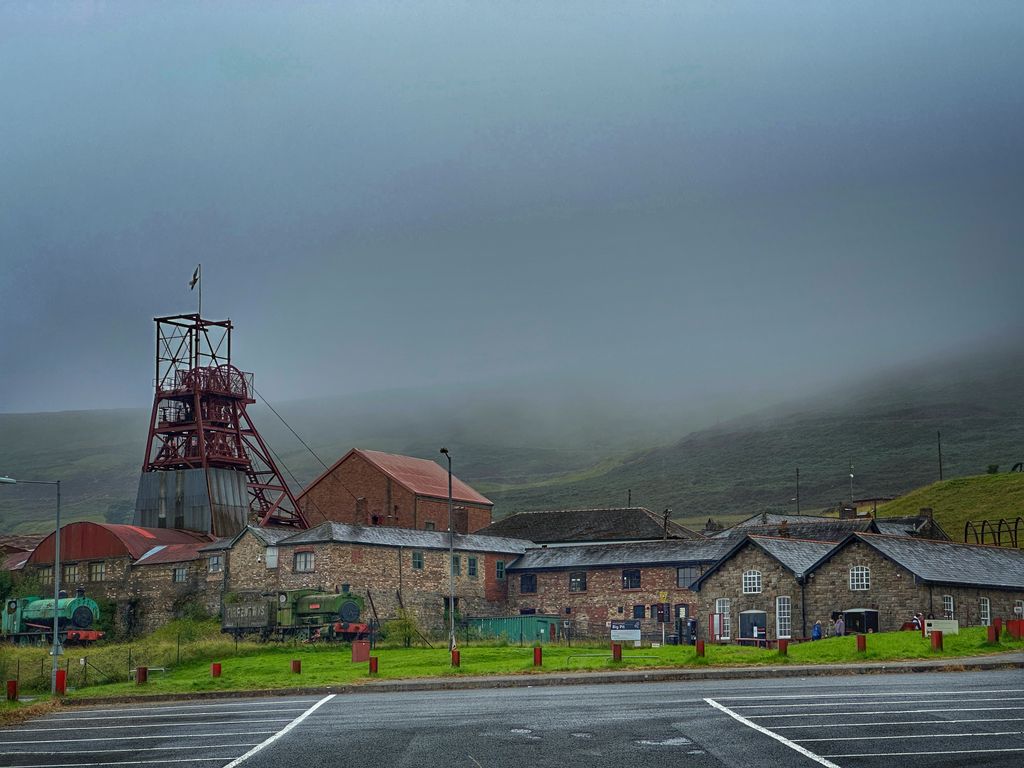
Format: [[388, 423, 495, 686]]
[[924, 619, 959, 635], [610, 619, 641, 641]]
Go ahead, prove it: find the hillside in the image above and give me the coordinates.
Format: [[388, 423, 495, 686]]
[[876, 473, 1024, 545]]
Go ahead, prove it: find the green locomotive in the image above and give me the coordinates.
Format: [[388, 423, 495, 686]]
[[2, 588, 105, 644], [222, 588, 370, 641]]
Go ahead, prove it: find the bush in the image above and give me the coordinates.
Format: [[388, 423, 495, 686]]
[[382, 608, 422, 648], [987, 464, 1000, 474]]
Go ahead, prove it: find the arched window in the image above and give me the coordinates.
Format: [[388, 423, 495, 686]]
[[980, 597, 991, 626], [742, 570, 762, 594], [849, 565, 870, 591]]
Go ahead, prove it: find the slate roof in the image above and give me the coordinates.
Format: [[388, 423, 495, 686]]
[[730, 512, 847, 528], [838, 533, 1024, 590], [691, 535, 840, 590], [278, 521, 532, 555], [873, 516, 951, 541], [714, 518, 876, 542], [299, 448, 492, 506], [507, 538, 733, 571], [477, 508, 704, 544], [3, 552, 28, 571], [0, 533, 45, 552], [201, 525, 298, 553]]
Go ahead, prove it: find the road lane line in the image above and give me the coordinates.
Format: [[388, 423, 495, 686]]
[[712, 689, 1019, 700], [0, 731, 276, 745], [2, 760, 232, 767], [771, 717, 1024, 730], [729, 696, 1024, 709], [38, 700, 316, 716], [220, 694, 335, 768], [1, 744, 261, 756], [796, 730, 1024, 742], [749, 705, 1022, 719], [831, 747, 1024, 758], [32, 708, 307, 721], [704, 698, 841, 768], [4, 719, 293, 733]]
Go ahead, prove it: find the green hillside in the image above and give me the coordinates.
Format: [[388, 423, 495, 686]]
[[877, 473, 1024, 545]]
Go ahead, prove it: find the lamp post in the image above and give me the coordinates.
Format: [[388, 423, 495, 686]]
[[439, 449, 456, 652], [1, 476, 62, 695]]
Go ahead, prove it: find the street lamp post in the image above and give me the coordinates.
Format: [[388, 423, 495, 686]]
[[439, 449, 456, 652], [0, 476, 62, 695]]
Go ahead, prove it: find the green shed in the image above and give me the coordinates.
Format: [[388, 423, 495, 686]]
[[469, 615, 562, 644]]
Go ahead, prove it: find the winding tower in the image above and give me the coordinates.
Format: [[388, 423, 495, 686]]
[[133, 314, 308, 536]]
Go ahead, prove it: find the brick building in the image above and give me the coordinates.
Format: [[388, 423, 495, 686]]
[[506, 539, 731, 640], [298, 449, 493, 533], [478, 507, 704, 545]]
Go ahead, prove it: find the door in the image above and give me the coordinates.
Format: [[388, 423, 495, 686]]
[[739, 611, 767, 646]]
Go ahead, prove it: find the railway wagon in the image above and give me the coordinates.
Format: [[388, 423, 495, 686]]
[[223, 588, 370, 641], [2, 588, 105, 644]]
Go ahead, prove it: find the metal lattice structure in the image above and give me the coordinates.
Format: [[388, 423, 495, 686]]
[[964, 517, 1023, 548], [138, 313, 307, 533]]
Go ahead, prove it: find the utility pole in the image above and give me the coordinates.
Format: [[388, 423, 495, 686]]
[[627, 489, 631, 507], [795, 468, 800, 515], [849, 462, 854, 504], [439, 448, 456, 653], [937, 431, 943, 481]]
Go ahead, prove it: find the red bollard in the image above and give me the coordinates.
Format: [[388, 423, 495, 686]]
[[987, 625, 998, 644], [994, 617, 1003, 636], [612, 643, 622, 662], [6, 680, 17, 702], [291, 659, 301, 674], [451, 649, 460, 667], [54, 669, 67, 696], [135, 666, 148, 685], [856, 635, 867, 653], [211, 662, 222, 678], [1010, 619, 1023, 640], [533, 647, 542, 667], [778, 639, 789, 656], [369, 657, 378, 675], [696, 640, 705, 657], [930, 630, 943, 651]]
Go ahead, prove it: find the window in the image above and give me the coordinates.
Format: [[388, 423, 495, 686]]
[[40, 566, 53, 585], [1015, 599, 1024, 619], [942, 594, 954, 619], [776, 596, 792, 638], [677, 566, 698, 588], [569, 572, 587, 592], [496, 560, 506, 580], [849, 565, 870, 591], [63, 564, 79, 584], [520, 573, 537, 594], [294, 551, 315, 573], [742, 570, 762, 594], [172, 567, 188, 583], [265, 546, 278, 569], [715, 598, 731, 639], [980, 597, 991, 626], [424, 521, 436, 531], [89, 562, 105, 582], [451, 555, 461, 576], [622, 569, 641, 590], [412, 551, 424, 570], [208, 555, 222, 573], [633, 604, 646, 619], [468, 557, 478, 578]]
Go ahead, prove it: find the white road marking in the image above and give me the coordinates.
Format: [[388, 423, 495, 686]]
[[5, 719, 293, 733], [2, 744, 260, 755], [749, 705, 1023, 719], [220, 694, 335, 768], [32, 708, 307, 722], [0, 760, 230, 767], [39, 700, 316, 716], [832, 747, 1024, 758], [796, 730, 1024, 742], [704, 698, 841, 768], [728, 696, 1024, 709], [712, 689, 1020, 700], [772, 717, 1024, 730], [0, 731, 276, 745]]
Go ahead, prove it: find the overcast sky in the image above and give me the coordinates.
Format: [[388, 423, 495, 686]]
[[1, 2, 1022, 414]]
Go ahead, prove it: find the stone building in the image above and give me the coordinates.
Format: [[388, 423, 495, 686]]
[[478, 507, 704, 545], [506, 538, 731, 640], [297, 449, 493, 533]]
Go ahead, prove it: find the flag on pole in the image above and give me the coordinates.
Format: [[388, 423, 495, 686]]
[[189, 265, 200, 290]]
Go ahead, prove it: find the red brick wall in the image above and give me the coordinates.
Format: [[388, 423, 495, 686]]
[[299, 452, 492, 533]]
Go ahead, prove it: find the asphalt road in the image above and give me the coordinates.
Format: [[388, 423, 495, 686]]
[[2, 669, 1022, 767]]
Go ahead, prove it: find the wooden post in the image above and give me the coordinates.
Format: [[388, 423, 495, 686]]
[[369, 657, 378, 675], [6, 680, 17, 702], [856, 635, 867, 653], [612, 643, 622, 662], [451, 649, 460, 667], [778, 639, 789, 656], [291, 659, 301, 674], [211, 662, 222, 677], [135, 666, 148, 685], [533, 647, 542, 666], [987, 625, 998, 644], [696, 640, 705, 657], [930, 630, 943, 651]]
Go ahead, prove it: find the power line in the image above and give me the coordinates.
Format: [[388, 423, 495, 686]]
[[252, 385, 330, 471]]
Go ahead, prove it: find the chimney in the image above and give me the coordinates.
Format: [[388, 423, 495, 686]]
[[919, 507, 933, 519], [778, 520, 790, 538], [840, 505, 856, 520]]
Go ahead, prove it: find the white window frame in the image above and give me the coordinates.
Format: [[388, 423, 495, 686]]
[[942, 594, 954, 619], [849, 565, 870, 591], [742, 570, 762, 594], [89, 561, 106, 582], [411, 550, 424, 570], [172, 567, 188, 583], [265, 546, 278, 569], [1015, 599, 1024, 618], [208, 555, 222, 573], [776, 595, 792, 639], [715, 598, 732, 640], [980, 596, 991, 626], [294, 551, 315, 573]]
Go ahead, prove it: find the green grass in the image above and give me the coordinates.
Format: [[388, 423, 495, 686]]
[[4, 625, 1019, 701], [877, 473, 1024, 543]]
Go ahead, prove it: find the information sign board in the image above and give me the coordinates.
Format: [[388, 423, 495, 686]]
[[610, 619, 641, 641]]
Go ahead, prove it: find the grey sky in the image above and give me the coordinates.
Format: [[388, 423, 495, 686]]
[[2, 2, 1022, 414]]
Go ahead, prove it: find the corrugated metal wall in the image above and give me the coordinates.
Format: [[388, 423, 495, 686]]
[[134, 468, 248, 536]]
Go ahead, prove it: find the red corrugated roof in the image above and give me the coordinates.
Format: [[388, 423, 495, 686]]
[[28, 522, 212, 564], [299, 448, 492, 506], [132, 541, 209, 565]]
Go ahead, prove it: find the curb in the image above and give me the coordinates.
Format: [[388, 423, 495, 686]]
[[58, 653, 1024, 706]]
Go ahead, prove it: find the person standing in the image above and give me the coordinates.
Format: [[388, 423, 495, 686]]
[[811, 620, 823, 641], [834, 614, 846, 637]]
